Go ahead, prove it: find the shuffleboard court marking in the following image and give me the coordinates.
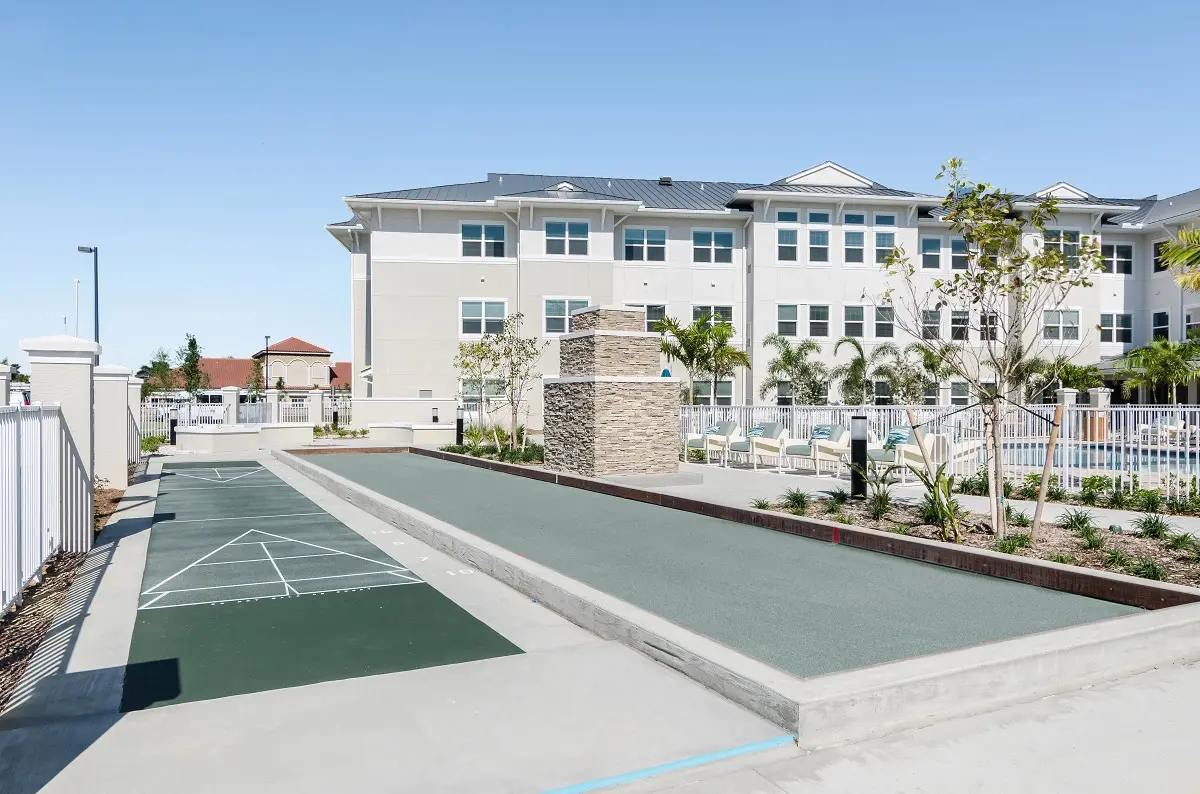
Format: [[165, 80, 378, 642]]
[[196, 552, 341, 566], [153, 512, 326, 526], [156, 483, 294, 492], [165, 467, 266, 484], [261, 542, 299, 596]]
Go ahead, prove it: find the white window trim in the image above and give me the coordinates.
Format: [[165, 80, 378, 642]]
[[775, 209, 801, 224], [871, 305, 896, 341], [776, 226, 800, 266], [949, 308, 971, 342], [459, 220, 508, 259], [1041, 227, 1084, 269], [691, 227, 737, 267], [874, 230, 898, 267], [1152, 238, 1171, 275], [622, 227, 668, 264], [691, 304, 735, 329], [458, 297, 508, 339], [806, 225, 832, 267], [775, 302, 800, 337], [805, 303, 832, 339], [625, 303, 668, 332], [1097, 240, 1135, 277], [806, 208, 833, 226], [1099, 311, 1134, 345], [1152, 307, 1172, 341], [950, 236, 969, 271], [843, 228, 868, 268], [1186, 306, 1200, 341], [543, 296, 591, 337], [545, 217, 591, 258], [842, 303, 868, 340], [921, 308, 943, 341], [920, 235, 945, 271], [842, 209, 868, 227], [873, 211, 898, 227], [1042, 305, 1084, 345], [692, 377, 736, 406]]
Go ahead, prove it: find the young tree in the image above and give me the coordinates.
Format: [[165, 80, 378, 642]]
[[872, 343, 932, 405], [141, 348, 175, 399], [829, 336, 892, 405], [878, 158, 1102, 539], [656, 314, 715, 404], [486, 313, 548, 450], [757, 335, 828, 404], [1121, 339, 1200, 403], [176, 334, 209, 398], [453, 339, 499, 427], [275, 376, 286, 391], [702, 322, 751, 404], [245, 359, 265, 399]]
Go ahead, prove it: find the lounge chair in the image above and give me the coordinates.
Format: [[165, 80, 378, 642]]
[[685, 419, 740, 464], [867, 426, 929, 483], [783, 424, 847, 476], [727, 422, 788, 471]]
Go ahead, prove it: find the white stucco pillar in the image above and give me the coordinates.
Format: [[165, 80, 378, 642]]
[[0, 365, 11, 407], [1056, 387, 1078, 406], [221, 385, 240, 425], [265, 389, 281, 423], [938, 382, 952, 406], [1087, 387, 1112, 409], [308, 389, 324, 425], [19, 335, 101, 484], [93, 365, 131, 488]]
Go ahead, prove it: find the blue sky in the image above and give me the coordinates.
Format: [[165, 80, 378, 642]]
[[2, 0, 1197, 371]]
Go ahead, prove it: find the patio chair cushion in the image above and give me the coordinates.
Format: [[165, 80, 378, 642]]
[[884, 428, 910, 450], [784, 443, 813, 457], [810, 424, 833, 441], [728, 440, 753, 453], [828, 425, 847, 443], [746, 425, 766, 438], [758, 422, 786, 440], [704, 420, 736, 436], [686, 437, 708, 449], [868, 448, 897, 463]]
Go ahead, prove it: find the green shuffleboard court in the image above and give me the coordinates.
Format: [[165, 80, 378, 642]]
[[121, 460, 520, 711]]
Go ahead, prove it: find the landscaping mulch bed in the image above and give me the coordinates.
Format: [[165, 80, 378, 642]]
[[0, 551, 88, 712], [94, 487, 125, 534]]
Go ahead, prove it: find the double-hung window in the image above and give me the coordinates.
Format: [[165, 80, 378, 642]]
[[1043, 309, 1080, 341], [693, 305, 733, 325], [1101, 243, 1133, 275], [950, 382, 969, 406], [809, 230, 830, 262], [544, 298, 590, 335], [461, 300, 505, 335], [547, 221, 588, 255], [777, 305, 798, 336], [1188, 309, 1200, 340], [921, 237, 942, 269], [874, 306, 894, 338], [625, 303, 667, 332], [980, 312, 998, 341], [1043, 229, 1080, 267], [1153, 311, 1170, 340], [873, 381, 893, 406], [922, 309, 940, 340], [777, 229, 798, 261], [693, 230, 734, 263], [1154, 241, 1169, 273], [462, 223, 506, 257], [844, 231, 865, 263], [950, 310, 969, 341], [692, 380, 733, 406], [624, 229, 666, 261], [951, 238, 969, 270], [875, 232, 895, 264], [1100, 313, 1133, 343], [923, 385, 939, 406], [844, 306, 864, 338], [808, 305, 830, 337]]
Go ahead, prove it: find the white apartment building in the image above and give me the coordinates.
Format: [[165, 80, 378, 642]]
[[328, 162, 1200, 426]]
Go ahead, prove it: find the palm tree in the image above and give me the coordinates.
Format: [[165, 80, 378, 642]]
[[1164, 226, 1200, 292], [703, 322, 751, 403], [872, 343, 929, 404], [655, 314, 713, 404], [757, 334, 828, 404], [1121, 338, 1200, 403], [829, 336, 892, 405], [1029, 355, 1103, 397]]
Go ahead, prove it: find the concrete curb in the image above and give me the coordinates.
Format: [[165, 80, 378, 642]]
[[274, 449, 1200, 747]]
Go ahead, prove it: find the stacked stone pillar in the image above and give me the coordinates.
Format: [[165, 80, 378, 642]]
[[543, 306, 679, 477]]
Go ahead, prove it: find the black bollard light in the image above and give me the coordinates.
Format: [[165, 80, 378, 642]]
[[169, 418, 178, 446], [850, 415, 868, 499], [455, 406, 465, 446]]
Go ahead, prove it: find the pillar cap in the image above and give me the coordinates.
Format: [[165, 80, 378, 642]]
[[220, 385, 240, 392], [20, 334, 101, 363], [95, 365, 131, 379], [128, 376, 144, 385]]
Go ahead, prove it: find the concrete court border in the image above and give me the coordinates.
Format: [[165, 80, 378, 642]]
[[276, 448, 1200, 746]]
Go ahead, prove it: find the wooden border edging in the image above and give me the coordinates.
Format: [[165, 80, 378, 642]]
[[405, 446, 1200, 611]]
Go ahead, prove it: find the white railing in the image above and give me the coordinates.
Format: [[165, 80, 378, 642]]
[[127, 407, 140, 465], [1, 406, 92, 613], [279, 399, 309, 424], [324, 394, 352, 425], [140, 399, 227, 438]]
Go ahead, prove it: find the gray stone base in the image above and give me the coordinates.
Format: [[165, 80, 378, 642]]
[[544, 380, 679, 477]]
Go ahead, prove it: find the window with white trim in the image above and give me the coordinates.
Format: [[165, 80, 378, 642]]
[[693, 380, 733, 406], [624, 228, 666, 261], [625, 303, 667, 332], [778, 229, 797, 261], [544, 298, 590, 335], [874, 306, 894, 338], [922, 309, 940, 340], [1154, 241, 1169, 273], [547, 221, 588, 255], [808, 210, 830, 224], [461, 377, 505, 408], [1043, 229, 1080, 267], [776, 210, 798, 223], [693, 305, 733, 325], [777, 305, 797, 336], [462, 223, 505, 257], [1188, 309, 1200, 340], [1153, 311, 1170, 340], [844, 306, 864, 338], [950, 382, 969, 406], [951, 238, 968, 270], [844, 231, 865, 263], [1101, 243, 1133, 275], [693, 230, 734, 263], [875, 213, 896, 226], [809, 230, 829, 262], [980, 312, 998, 341], [923, 385, 939, 405], [808, 305, 829, 337], [1043, 309, 1080, 341], [461, 300, 505, 335], [1100, 313, 1132, 343], [950, 310, 969, 341], [873, 381, 893, 405], [843, 212, 865, 225], [921, 237, 941, 269], [775, 381, 793, 406], [875, 232, 895, 264]]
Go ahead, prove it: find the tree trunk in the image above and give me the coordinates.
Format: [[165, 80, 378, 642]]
[[987, 404, 1008, 539], [905, 408, 935, 481], [1031, 403, 1063, 541], [510, 402, 519, 450]]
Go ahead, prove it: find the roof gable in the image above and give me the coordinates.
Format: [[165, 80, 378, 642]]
[[776, 161, 874, 188], [257, 337, 331, 356], [1034, 182, 1091, 200]]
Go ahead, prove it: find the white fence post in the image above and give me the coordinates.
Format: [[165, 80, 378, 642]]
[[266, 389, 281, 424], [94, 365, 132, 489], [307, 389, 324, 426]]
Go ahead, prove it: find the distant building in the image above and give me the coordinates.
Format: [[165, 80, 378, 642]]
[[151, 336, 350, 402]]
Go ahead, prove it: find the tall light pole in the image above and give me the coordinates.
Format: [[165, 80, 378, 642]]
[[76, 246, 99, 343], [264, 335, 270, 396], [73, 278, 80, 336]]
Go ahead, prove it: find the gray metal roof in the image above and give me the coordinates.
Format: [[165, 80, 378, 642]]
[[1144, 187, 1200, 225], [740, 183, 939, 199], [326, 218, 362, 228]]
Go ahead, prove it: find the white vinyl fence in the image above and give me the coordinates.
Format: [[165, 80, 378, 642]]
[[127, 407, 140, 466], [279, 399, 309, 424], [323, 394, 352, 425], [681, 403, 1200, 496], [1, 406, 92, 613], [237, 401, 268, 424]]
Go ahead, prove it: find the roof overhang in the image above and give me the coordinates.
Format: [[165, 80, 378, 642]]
[[731, 189, 939, 205], [1015, 200, 1141, 213], [493, 196, 642, 209]]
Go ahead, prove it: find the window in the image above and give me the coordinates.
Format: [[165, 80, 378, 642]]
[[462, 223, 505, 257], [980, 312, 998, 341], [626, 303, 667, 332], [544, 298, 590, 334], [777, 305, 797, 336], [845, 231, 865, 263], [775, 382, 793, 406], [809, 230, 829, 262], [693, 380, 733, 406], [693, 305, 733, 325], [875, 213, 896, 226], [921, 237, 942, 269], [1188, 309, 1200, 340], [873, 381, 893, 406], [547, 221, 588, 255], [923, 385, 939, 406], [809, 305, 829, 337], [1043, 309, 1080, 341], [693, 230, 734, 263], [625, 228, 666, 261], [844, 212, 865, 225], [922, 309, 940, 340], [776, 210, 799, 223], [808, 210, 830, 224], [777, 229, 797, 261], [950, 382, 969, 406], [1100, 313, 1133, 343], [951, 238, 969, 270], [1043, 229, 1080, 267], [875, 232, 895, 264], [874, 306, 894, 338], [1154, 241, 1168, 273], [951, 310, 969, 341], [1101, 243, 1133, 275], [844, 306, 864, 337], [1153, 311, 1170, 340], [462, 377, 505, 408], [461, 300, 505, 335]]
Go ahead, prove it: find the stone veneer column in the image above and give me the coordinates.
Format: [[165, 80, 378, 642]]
[[94, 365, 132, 488], [543, 306, 679, 477], [19, 335, 102, 483]]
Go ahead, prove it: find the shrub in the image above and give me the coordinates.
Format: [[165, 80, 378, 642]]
[[687, 449, 707, 462], [1106, 486, 1130, 510], [140, 435, 167, 453], [1007, 508, 1032, 528], [750, 498, 774, 510], [823, 487, 850, 507], [857, 461, 896, 521], [994, 533, 1032, 554], [1126, 557, 1166, 581], [439, 444, 469, 454], [958, 468, 989, 496], [1046, 479, 1067, 502], [826, 510, 850, 524], [782, 488, 810, 515], [1164, 532, 1195, 552], [1059, 508, 1095, 536], [1133, 513, 1173, 540], [1165, 497, 1192, 515], [890, 524, 911, 535], [1136, 489, 1166, 514], [1080, 475, 1110, 497], [1048, 552, 1074, 565], [1080, 527, 1105, 550], [1078, 489, 1099, 507], [909, 463, 964, 542], [520, 443, 545, 463], [1104, 547, 1131, 568]]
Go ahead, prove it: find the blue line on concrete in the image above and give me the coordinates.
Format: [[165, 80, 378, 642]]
[[541, 735, 795, 794]]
